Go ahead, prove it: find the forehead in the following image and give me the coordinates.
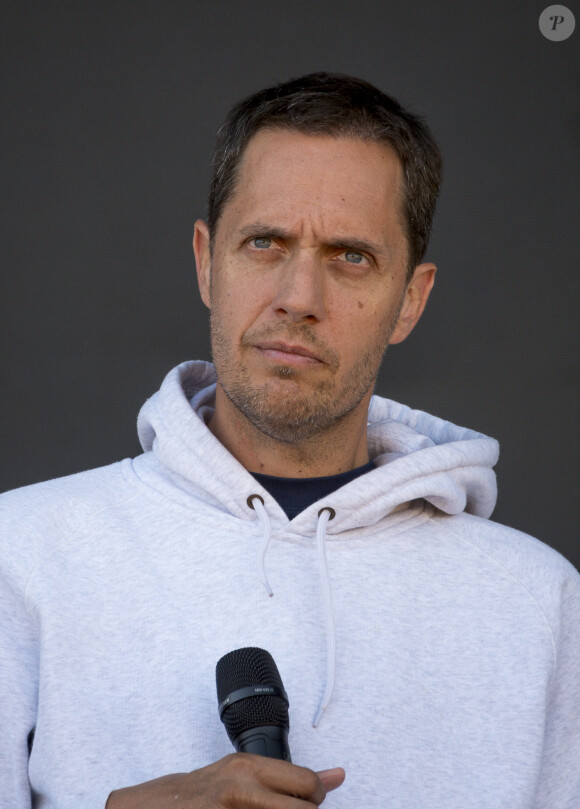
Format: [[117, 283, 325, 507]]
[[222, 129, 405, 240]]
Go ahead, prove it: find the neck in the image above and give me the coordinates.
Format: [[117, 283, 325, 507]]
[[208, 384, 371, 478]]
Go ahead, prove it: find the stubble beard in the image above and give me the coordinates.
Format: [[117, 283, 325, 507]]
[[210, 313, 395, 445]]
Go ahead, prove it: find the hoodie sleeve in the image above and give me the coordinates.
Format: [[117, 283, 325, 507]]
[[533, 565, 580, 808], [0, 567, 38, 809]]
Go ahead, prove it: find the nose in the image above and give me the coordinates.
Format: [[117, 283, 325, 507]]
[[270, 251, 327, 323]]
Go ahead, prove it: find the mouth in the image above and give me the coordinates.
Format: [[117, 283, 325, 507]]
[[253, 341, 324, 367]]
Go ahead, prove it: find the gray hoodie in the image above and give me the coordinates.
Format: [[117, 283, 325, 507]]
[[1, 360, 579, 808]]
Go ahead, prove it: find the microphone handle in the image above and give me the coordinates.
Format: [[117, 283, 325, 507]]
[[234, 725, 291, 761]]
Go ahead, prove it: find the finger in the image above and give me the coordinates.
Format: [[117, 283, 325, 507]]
[[249, 756, 329, 804], [316, 768, 345, 793]]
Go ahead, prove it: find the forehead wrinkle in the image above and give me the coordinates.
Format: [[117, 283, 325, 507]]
[[223, 131, 407, 261]]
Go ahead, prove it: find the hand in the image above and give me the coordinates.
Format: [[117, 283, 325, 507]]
[[105, 753, 345, 808]]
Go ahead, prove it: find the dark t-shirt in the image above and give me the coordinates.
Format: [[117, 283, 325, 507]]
[[252, 461, 375, 520]]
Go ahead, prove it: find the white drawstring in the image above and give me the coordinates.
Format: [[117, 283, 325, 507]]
[[247, 494, 274, 597], [313, 507, 336, 728], [247, 496, 337, 727]]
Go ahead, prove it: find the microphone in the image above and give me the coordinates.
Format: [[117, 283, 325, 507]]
[[216, 647, 291, 761]]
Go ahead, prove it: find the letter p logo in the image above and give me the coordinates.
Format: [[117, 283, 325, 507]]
[[539, 5, 576, 40]]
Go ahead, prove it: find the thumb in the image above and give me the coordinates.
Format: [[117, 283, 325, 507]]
[[316, 767, 346, 792]]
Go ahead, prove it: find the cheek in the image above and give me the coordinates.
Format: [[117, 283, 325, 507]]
[[212, 275, 271, 338], [343, 300, 399, 353]]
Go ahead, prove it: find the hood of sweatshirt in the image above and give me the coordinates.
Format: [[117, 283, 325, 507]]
[[137, 359, 501, 728], [136, 360, 499, 534]]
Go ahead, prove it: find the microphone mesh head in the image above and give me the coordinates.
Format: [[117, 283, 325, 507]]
[[216, 647, 289, 741]]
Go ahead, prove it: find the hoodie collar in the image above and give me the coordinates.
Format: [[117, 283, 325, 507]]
[[136, 361, 499, 531]]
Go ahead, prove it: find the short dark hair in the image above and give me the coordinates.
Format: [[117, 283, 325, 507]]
[[208, 72, 442, 278]]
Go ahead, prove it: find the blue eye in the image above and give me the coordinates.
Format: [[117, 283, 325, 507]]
[[252, 237, 272, 249], [344, 251, 364, 264]]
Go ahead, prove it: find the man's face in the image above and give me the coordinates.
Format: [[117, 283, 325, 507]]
[[194, 129, 434, 444]]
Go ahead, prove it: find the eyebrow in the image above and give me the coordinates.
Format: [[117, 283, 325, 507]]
[[236, 222, 387, 257], [238, 223, 291, 241]]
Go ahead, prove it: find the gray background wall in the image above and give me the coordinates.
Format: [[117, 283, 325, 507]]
[[2, 1, 578, 568]]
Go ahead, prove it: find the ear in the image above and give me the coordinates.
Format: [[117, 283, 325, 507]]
[[389, 262, 436, 345], [193, 219, 212, 308]]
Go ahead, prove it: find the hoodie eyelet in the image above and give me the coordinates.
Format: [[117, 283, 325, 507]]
[[247, 494, 265, 510], [318, 506, 336, 520]]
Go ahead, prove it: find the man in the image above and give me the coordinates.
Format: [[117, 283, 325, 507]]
[[1, 73, 579, 809]]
